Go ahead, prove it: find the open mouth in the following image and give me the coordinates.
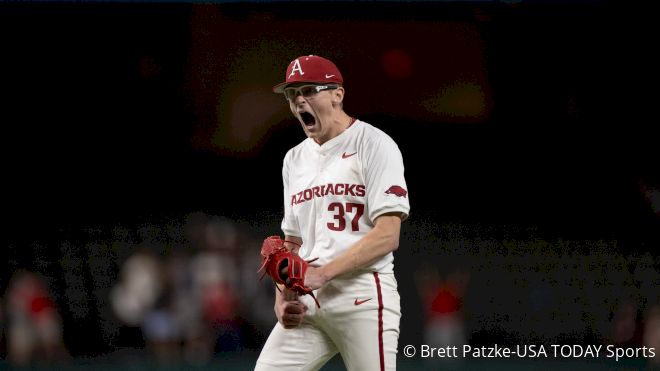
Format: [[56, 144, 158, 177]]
[[300, 112, 316, 126]]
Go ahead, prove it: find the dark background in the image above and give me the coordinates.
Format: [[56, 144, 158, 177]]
[[3, 1, 656, 240], [1, 0, 658, 366]]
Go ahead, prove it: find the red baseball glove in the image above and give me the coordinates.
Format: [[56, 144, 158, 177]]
[[258, 235, 320, 308]]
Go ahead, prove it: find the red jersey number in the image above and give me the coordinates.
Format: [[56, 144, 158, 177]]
[[327, 202, 364, 232]]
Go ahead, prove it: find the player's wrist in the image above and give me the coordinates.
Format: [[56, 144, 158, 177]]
[[318, 266, 333, 283]]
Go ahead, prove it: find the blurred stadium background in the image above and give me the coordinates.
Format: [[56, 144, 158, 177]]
[[1, 1, 658, 370]]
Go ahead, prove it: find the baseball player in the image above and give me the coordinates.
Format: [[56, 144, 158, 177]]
[[255, 55, 410, 371]]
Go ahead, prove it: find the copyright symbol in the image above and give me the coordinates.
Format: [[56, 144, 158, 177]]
[[403, 345, 416, 357]]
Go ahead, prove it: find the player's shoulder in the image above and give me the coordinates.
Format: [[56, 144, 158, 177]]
[[355, 120, 400, 150], [283, 138, 312, 164]]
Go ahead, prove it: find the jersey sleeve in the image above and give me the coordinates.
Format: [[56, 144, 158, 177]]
[[362, 134, 410, 223], [281, 150, 301, 237]]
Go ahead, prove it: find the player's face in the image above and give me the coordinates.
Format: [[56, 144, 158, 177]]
[[286, 84, 343, 144]]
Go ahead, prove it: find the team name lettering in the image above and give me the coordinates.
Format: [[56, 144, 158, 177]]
[[291, 183, 366, 205]]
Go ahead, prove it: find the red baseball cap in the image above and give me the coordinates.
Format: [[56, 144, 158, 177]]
[[273, 55, 344, 93]]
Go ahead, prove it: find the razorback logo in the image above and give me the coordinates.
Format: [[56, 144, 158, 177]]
[[385, 185, 407, 198]]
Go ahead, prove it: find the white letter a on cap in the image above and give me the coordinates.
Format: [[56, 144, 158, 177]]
[[289, 59, 304, 78]]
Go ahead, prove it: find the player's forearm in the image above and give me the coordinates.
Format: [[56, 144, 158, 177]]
[[320, 214, 401, 281], [274, 284, 297, 306]]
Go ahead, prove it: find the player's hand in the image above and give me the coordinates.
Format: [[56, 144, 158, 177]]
[[281, 264, 328, 290], [275, 288, 308, 329], [303, 266, 329, 291]]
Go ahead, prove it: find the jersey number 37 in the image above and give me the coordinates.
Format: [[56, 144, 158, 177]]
[[327, 202, 364, 232]]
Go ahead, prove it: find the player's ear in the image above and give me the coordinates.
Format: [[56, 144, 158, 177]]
[[332, 87, 344, 105]]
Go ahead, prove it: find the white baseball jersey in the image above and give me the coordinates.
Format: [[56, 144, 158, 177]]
[[281, 119, 410, 273]]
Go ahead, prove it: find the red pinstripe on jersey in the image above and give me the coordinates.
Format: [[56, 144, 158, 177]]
[[374, 272, 385, 371]]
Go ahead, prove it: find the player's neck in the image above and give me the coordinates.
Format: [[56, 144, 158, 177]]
[[313, 112, 354, 145]]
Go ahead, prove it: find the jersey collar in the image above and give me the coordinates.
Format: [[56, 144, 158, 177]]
[[311, 119, 360, 155]]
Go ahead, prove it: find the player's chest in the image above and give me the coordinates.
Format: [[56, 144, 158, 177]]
[[288, 150, 363, 192]]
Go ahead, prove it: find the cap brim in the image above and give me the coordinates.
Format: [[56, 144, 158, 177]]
[[272, 81, 291, 94]]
